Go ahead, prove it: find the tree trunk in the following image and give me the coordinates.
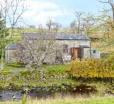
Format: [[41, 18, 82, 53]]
[[0, 48, 5, 70], [110, 3, 114, 21]]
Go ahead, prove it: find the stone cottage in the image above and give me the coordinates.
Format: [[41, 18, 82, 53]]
[[5, 33, 100, 63]]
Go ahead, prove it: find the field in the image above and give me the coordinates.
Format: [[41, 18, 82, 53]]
[[1, 0, 114, 103], [0, 64, 74, 90], [25, 96, 114, 104], [0, 96, 114, 104], [1, 28, 114, 104]]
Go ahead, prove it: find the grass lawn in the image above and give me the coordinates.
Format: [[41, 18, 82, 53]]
[[28, 96, 114, 104], [0, 63, 75, 90], [0, 63, 113, 93], [0, 62, 114, 103], [0, 96, 114, 104]]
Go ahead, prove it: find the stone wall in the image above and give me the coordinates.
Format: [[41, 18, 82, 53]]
[[5, 50, 18, 63]]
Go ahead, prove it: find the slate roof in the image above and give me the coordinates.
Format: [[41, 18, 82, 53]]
[[6, 33, 90, 50], [23, 33, 90, 41], [56, 34, 90, 40], [5, 43, 24, 50]]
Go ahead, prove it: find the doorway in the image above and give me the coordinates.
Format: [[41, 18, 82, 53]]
[[70, 47, 83, 60]]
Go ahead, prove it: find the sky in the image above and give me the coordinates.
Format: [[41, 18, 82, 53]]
[[21, 0, 110, 27]]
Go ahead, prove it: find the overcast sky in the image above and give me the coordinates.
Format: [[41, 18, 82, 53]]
[[21, 0, 110, 27]]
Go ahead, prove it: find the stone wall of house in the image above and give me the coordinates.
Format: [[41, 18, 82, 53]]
[[5, 50, 17, 63], [55, 40, 91, 60], [5, 40, 91, 64], [91, 49, 101, 58], [83, 48, 91, 58], [55, 40, 90, 48]]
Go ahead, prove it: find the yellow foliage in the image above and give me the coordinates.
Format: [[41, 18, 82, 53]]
[[69, 59, 114, 78]]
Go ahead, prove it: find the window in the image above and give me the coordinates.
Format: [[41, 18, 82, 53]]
[[63, 44, 68, 53], [93, 50, 96, 53]]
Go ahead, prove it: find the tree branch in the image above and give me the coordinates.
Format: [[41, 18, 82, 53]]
[[98, 0, 109, 3]]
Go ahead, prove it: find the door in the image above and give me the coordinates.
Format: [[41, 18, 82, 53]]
[[70, 48, 81, 60]]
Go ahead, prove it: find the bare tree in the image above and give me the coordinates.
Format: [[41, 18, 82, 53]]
[[70, 21, 76, 33], [82, 14, 95, 35], [46, 19, 54, 32], [0, 0, 26, 70], [75, 11, 84, 34], [38, 24, 44, 33], [53, 23, 61, 33], [46, 19, 61, 33], [97, 8, 114, 39], [15, 36, 63, 68], [0, 0, 26, 35], [70, 11, 84, 34], [99, 0, 114, 21]]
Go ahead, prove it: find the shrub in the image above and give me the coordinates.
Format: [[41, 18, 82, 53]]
[[68, 59, 114, 78]]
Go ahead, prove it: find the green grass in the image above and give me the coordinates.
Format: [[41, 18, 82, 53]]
[[0, 96, 114, 104], [0, 64, 74, 90], [42, 64, 70, 74], [0, 63, 114, 96], [33, 96, 114, 104], [0, 63, 113, 93]]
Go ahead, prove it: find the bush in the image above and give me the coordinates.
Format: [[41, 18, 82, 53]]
[[68, 58, 114, 78]]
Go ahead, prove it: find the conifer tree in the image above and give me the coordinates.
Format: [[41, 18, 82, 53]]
[[0, 14, 9, 70]]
